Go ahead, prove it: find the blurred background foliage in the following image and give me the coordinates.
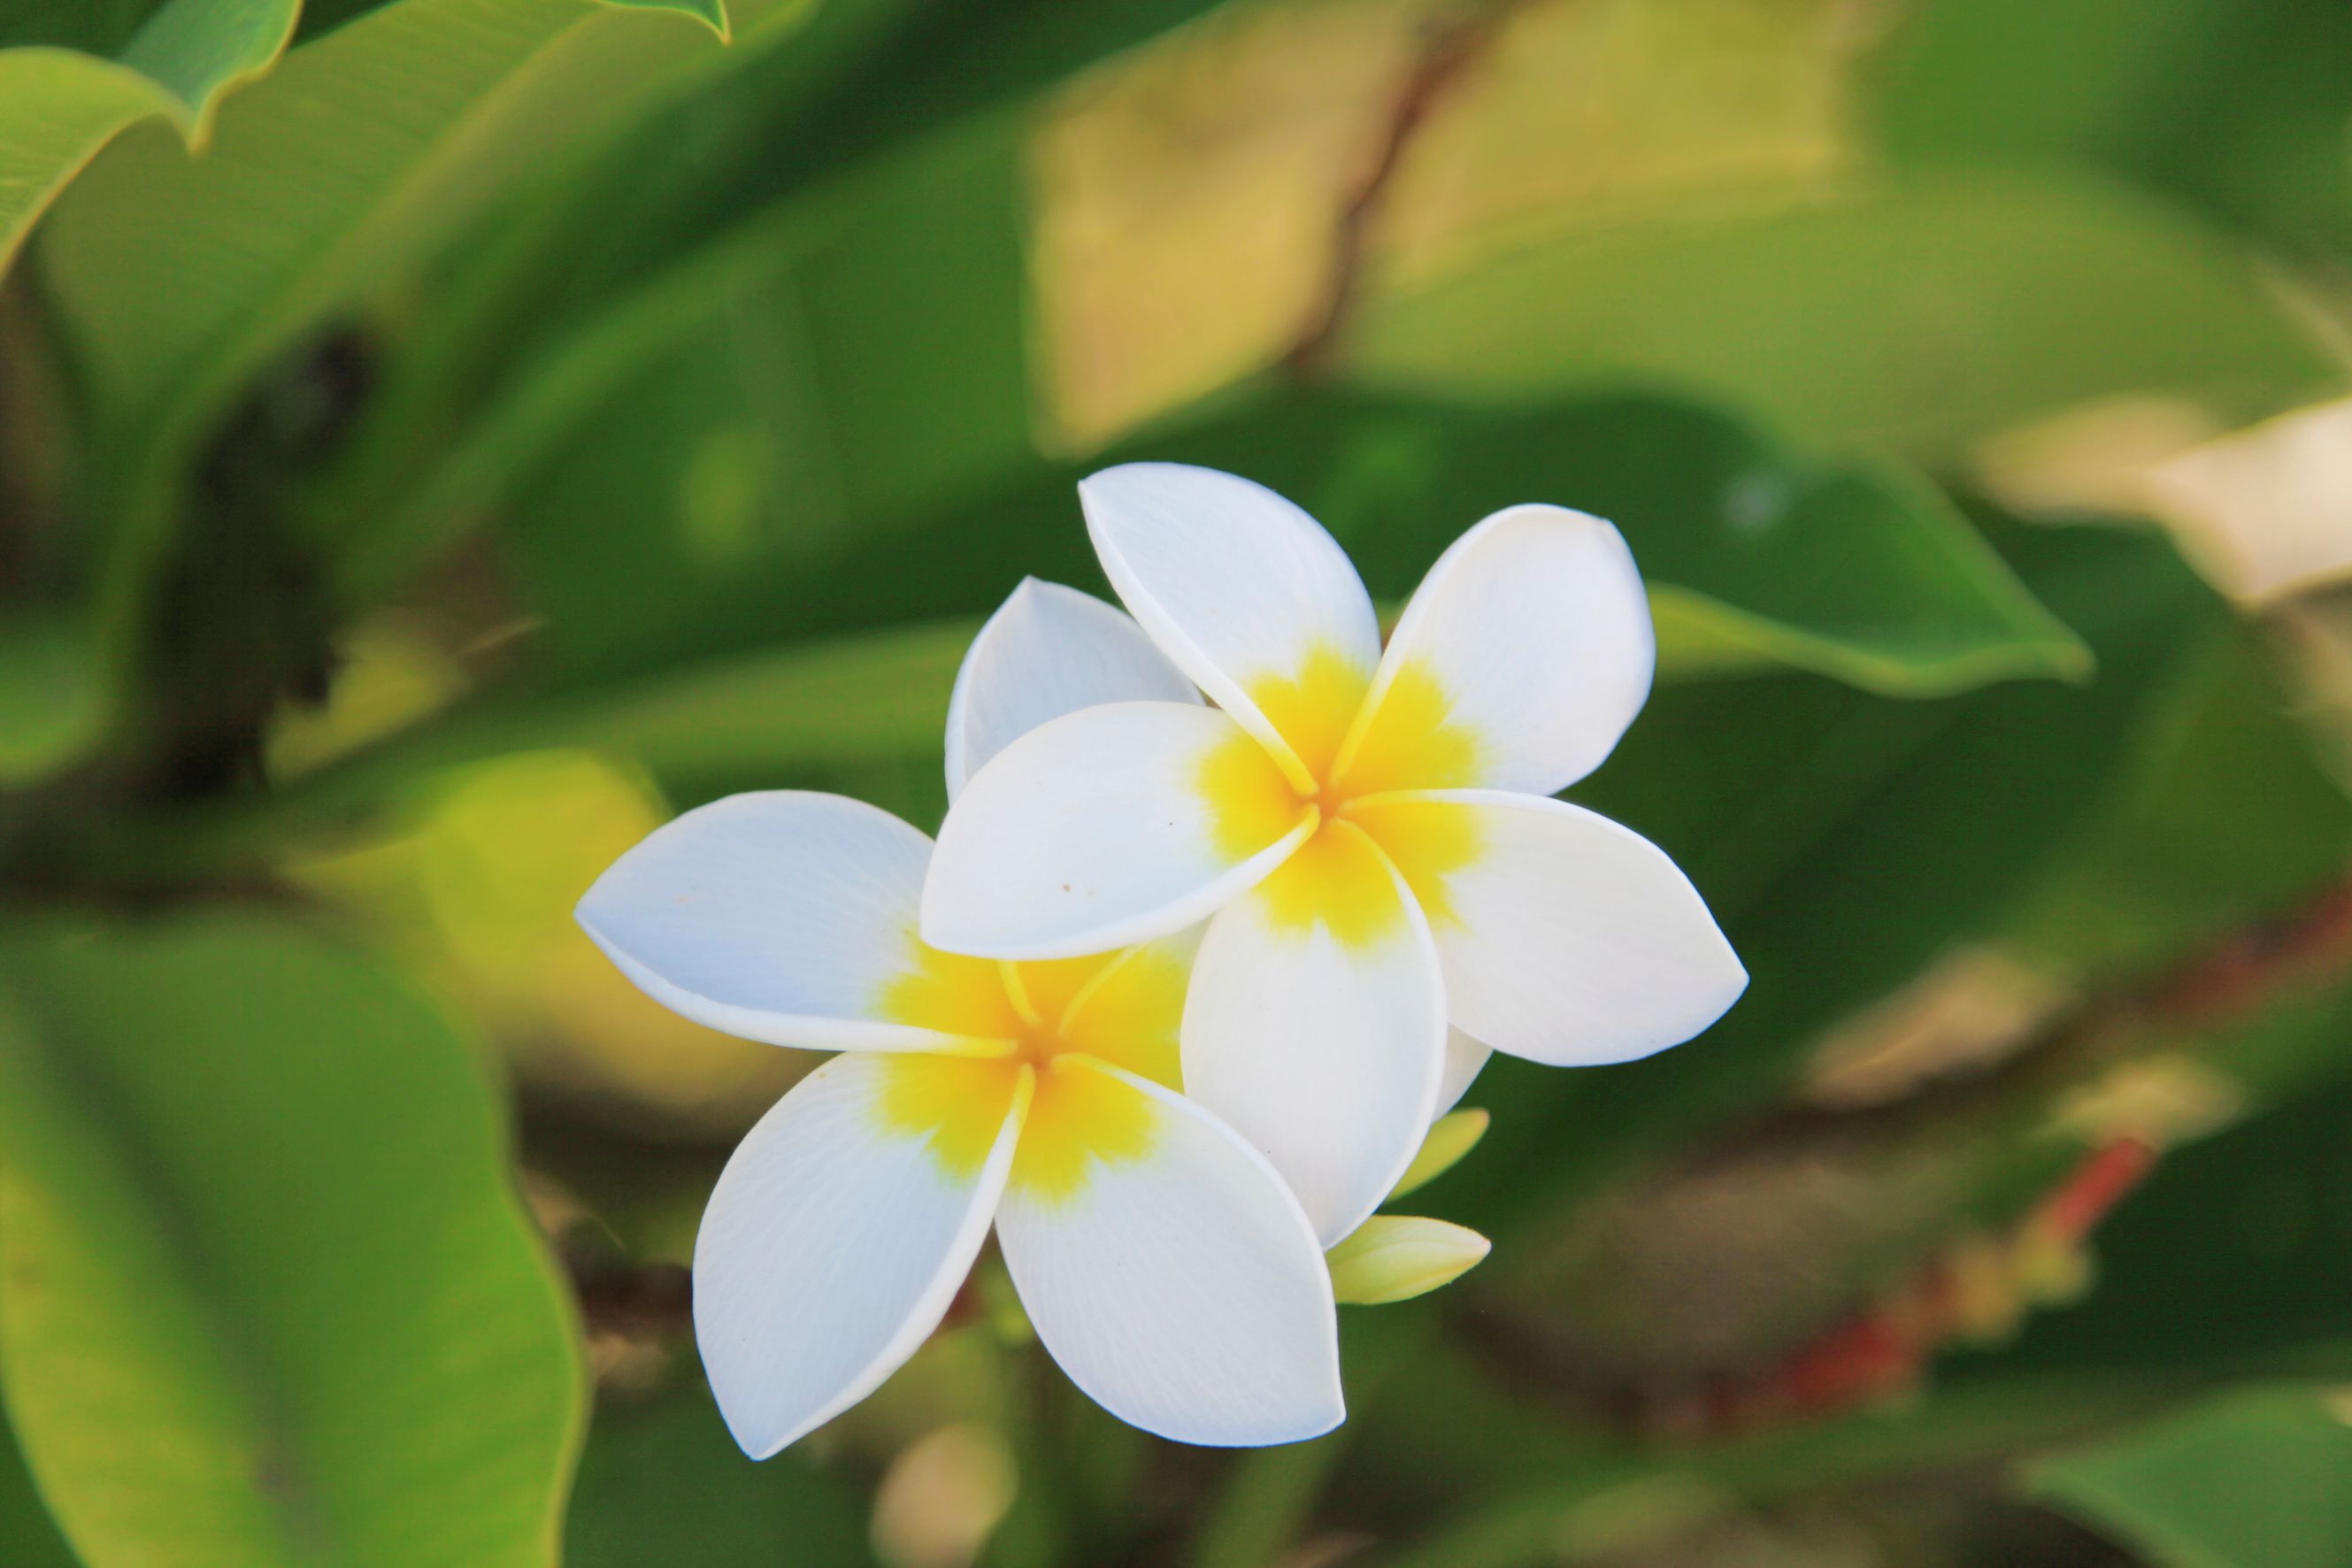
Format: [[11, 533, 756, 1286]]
[[2, 0, 2351, 1563]]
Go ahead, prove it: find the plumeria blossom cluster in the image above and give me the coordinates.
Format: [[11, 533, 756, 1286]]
[[578, 464, 1745, 1457]]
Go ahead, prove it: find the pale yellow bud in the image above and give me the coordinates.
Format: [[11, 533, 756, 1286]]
[[1387, 1109, 1490, 1201], [1326, 1216, 1491, 1305]]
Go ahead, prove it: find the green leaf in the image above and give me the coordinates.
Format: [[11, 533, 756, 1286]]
[[0, 915, 584, 1568], [0, 0, 299, 277], [1450, 518, 2223, 1238], [0, 1404, 75, 1568], [1345, 169, 2337, 464], [0, 610, 106, 787], [2033, 1387, 2352, 1568], [566, 1390, 876, 1568], [503, 386, 2087, 697], [35, 0, 811, 751]]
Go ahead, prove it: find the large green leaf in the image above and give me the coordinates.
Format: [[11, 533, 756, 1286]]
[[34, 0, 807, 729], [502, 386, 2085, 693], [2033, 1387, 2352, 1568], [0, 0, 298, 278], [0, 1405, 75, 1568], [0, 915, 584, 1568], [1447, 519, 2222, 1239], [1344, 169, 2339, 463]]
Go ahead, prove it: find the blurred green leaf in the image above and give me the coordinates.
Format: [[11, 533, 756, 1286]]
[[2033, 1387, 2352, 1568], [1876, 0, 2352, 261], [1451, 519, 2223, 1237], [0, 0, 298, 277], [565, 1390, 875, 1568], [0, 1404, 75, 1568], [504, 386, 2087, 696], [34, 0, 814, 758], [0, 915, 584, 1568], [2004, 626, 2352, 978], [1345, 170, 2338, 463], [0, 611, 105, 787]]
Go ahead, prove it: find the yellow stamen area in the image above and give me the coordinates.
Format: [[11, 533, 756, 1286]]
[[1057, 945, 1188, 1090], [1343, 796, 1484, 930], [1254, 818, 1403, 947], [1333, 658, 1485, 797], [1249, 642, 1372, 780], [1194, 644, 1488, 949], [1003, 954, 1117, 1031], [872, 1053, 1026, 1180], [1011, 1057, 1160, 1205], [869, 937, 1190, 1199], [1197, 725, 1310, 862], [876, 940, 1026, 1040]]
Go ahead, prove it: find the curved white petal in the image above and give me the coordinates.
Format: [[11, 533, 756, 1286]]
[[694, 1054, 1030, 1457], [1335, 505, 1655, 798], [996, 1057, 1342, 1447], [945, 578, 1200, 801], [579, 792, 1008, 1051], [1357, 790, 1745, 1066], [923, 702, 1314, 961], [1181, 821, 1448, 1245], [1080, 463, 1380, 788], [1437, 1027, 1493, 1117]]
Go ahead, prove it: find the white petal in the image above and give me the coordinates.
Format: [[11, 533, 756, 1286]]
[[996, 1057, 1342, 1447], [1437, 1026, 1492, 1117], [944, 579, 1200, 801], [1354, 790, 1745, 1065], [1080, 463, 1380, 788], [1181, 822, 1448, 1245], [694, 1053, 1030, 1457], [579, 792, 1010, 1051], [1335, 505, 1655, 798], [923, 702, 1315, 961]]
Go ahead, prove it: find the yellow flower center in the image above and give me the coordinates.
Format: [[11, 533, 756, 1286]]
[[873, 944, 1184, 1203], [1196, 642, 1487, 946]]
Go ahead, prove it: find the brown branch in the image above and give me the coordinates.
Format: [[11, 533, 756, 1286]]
[[1285, 3, 1517, 373]]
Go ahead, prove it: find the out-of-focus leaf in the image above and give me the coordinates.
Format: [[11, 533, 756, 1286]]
[[565, 1390, 876, 1568], [505, 386, 2087, 698], [36, 0, 811, 748], [0, 611, 105, 786], [0, 0, 299, 277], [326, 0, 1850, 619], [1875, 0, 2352, 261], [0, 1404, 75, 1568], [2003, 626, 2352, 978], [2032, 1387, 2352, 1568], [1981, 1073, 2352, 1380], [0, 916, 584, 1568], [1346, 170, 2338, 463], [1029, 0, 1862, 445], [1448, 519, 2222, 1239]]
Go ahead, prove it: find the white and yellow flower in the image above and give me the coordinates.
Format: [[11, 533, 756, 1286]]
[[576, 585, 1341, 1456], [922, 465, 1748, 1243]]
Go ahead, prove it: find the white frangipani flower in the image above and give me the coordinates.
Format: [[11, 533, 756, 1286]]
[[922, 465, 1749, 1244], [575, 586, 1343, 1456]]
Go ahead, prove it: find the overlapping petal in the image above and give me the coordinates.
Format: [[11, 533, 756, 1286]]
[[695, 1053, 1030, 1457], [995, 1057, 1343, 1447], [923, 702, 1315, 960], [1336, 505, 1655, 798], [1080, 463, 1380, 788], [1349, 791, 1746, 1066], [1181, 821, 1447, 1244], [1436, 1027, 1493, 1117], [945, 578, 1199, 800], [579, 792, 1016, 1051]]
